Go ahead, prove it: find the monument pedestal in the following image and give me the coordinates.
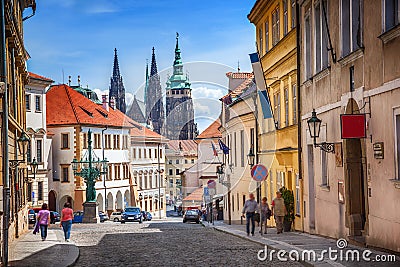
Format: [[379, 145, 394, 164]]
[[82, 201, 100, 223]]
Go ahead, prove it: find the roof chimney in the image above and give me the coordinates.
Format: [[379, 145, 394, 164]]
[[110, 96, 116, 110], [78, 75, 81, 86], [102, 95, 109, 111]]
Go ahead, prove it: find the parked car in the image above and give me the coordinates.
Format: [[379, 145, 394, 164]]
[[99, 211, 109, 222], [28, 209, 36, 224], [110, 211, 122, 222], [72, 211, 84, 223], [146, 212, 152, 221], [121, 207, 142, 224], [183, 210, 200, 224], [50, 211, 61, 224]]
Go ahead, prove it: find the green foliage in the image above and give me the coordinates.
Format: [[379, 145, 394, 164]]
[[279, 187, 295, 223]]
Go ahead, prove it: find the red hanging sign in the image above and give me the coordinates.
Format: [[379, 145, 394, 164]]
[[340, 114, 366, 139]]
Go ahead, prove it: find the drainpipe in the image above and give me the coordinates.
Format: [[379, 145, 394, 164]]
[[296, 1, 304, 233], [1, 0, 10, 265]]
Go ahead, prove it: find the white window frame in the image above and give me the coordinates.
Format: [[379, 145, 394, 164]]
[[340, 0, 362, 57], [321, 150, 328, 186], [314, 0, 329, 73], [283, 0, 289, 36], [295, 173, 300, 215], [304, 7, 312, 79], [265, 19, 269, 52], [292, 84, 297, 124], [35, 95, 41, 112], [26, 94, 31, 111], [383, 0, 400, 32]]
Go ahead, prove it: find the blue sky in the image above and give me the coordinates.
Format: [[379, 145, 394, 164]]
[[24, 0, 256, 131]]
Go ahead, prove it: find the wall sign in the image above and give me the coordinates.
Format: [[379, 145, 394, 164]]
[[335, 143, 343, 167], [340, 114, 367, 139], [373, 142, 384, 159]]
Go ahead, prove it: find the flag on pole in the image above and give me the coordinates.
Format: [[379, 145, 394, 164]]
[[211, 142, 218, 156], [249, 52, 273, 119], [218, 139, 230, 155]]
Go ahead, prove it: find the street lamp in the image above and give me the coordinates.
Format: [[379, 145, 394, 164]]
[[247, 148, 255, 167], [28, 158, 38, 204], [307, 109, 335, 153], [71, 130, 108, 223], [9, 131, 30, 169]]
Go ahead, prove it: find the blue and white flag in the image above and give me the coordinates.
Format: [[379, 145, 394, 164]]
[[218, 139, 230, 155], [249, 52, 273, 119]]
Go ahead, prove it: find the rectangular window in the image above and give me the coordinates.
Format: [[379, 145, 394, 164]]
[[321, 151, 328, 186], [27, 183, 32, 202], [272, 7, 280, 45], [159, 149, 162, 158], [305, 9, 312, 79], [315, 0, 329, 72], [274, 92, 281, 128], [191, 159, 195, 163], [292, 84, 297, 124], [284, 88, 289, 127], [384, 0, 400, 31], [36, 140, 42, 162], [168, 160, 172, 164], [27, 141, 31, 163], [295, 174, 300, 215], [133, 148, 136, 159], [283, 0, 288, 35], [265, 19, 269, 52], [83, 133, 87, 149], [38, 181, 43, 201], [169, 169, 173, 176], [35, 95, 41, 112], [144, 149, 147, 158], [176, 169, 180, 175], [62, 166, 69, 182], [234, 132, 237, 167], [61, 133, 69, 149], [155, 149, 158, 158], [26, 94, 31, 110], [139, 149, 142, 159], [149, 149, 152, 159], [350, 66, 355, 92], [291, 0, 296, 29], [176, 159, 179, 164], [184, 159, 188, 164], [169, 179, 173, 187], [341, 0, 361, 57], [240, 130, 245, 167], [395, 113, 400, 179]]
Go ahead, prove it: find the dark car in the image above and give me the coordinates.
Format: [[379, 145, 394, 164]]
[[50, 211, 60, 224], [121, 207, 142, 224], [183, 210, 200, 224], [146, 212, 152, 221], [99, 211, 109, 222], [28, 209, 36, 224]]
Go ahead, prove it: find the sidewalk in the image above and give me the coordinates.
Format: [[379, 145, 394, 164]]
[[203, 221, 399, 267], [9, 225, 79, 267]]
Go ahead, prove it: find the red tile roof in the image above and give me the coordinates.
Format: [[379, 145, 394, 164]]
[[226, 72, 253, 79], [167, 140, 197, 155], [46, 84, 137, 128], [196, 119, 221, 139], [221, 75, 254, 103], [183, 187, 203, 202], [28, 72, 54, 82], [130, 126, 163, 139]]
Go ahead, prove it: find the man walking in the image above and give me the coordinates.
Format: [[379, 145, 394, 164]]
[[242, 193, 258, 236], [271, 191, 287, 234]]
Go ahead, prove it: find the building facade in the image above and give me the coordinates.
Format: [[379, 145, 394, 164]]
[[0, 0, 36, 257], [248, 0, 302, 230], [130, 126, 168, 218], [299, 0, 400, 252], [166, 140, 197, 204], [26, 73, 53, 209], [219, 73, 257, 224], [46, 84, 134, 214], [165, 33, 198, 140]]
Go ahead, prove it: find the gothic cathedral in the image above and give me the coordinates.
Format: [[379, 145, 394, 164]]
[[109, 48, 126, 113], [165, 33, 198, 140]]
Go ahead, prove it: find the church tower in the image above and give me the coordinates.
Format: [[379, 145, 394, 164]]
[[165, 33, 198, 140], [145, 47, 165, 135], [109, 48, 126, 113]]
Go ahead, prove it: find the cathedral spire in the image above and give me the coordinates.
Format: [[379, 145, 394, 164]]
[[113, 48, 120, 78], [109, 48, 126, 113], [174, 32, 182, 66], [144, 59, 149, 111], [150, 47, 158, 77]]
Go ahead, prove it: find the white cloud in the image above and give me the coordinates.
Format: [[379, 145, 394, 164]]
[[192, 86, 225, 100]]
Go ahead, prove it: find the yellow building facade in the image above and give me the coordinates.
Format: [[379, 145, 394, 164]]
[[248, 0, 302, 230]]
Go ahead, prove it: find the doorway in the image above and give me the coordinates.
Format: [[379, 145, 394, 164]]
[[48, 190, 56, 211], [344, 99, 368, 238]]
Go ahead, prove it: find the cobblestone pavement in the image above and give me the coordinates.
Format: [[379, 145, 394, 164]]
[[72, 218, 302, 267]]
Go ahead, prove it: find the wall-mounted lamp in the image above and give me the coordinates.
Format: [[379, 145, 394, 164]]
[[307, 109, 335, 153]]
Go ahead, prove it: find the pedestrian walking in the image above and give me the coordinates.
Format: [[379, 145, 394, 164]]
[[271, 191, 287, 234], [60, 202, 74, 242], [259, 197, 271, 235], [37, 203, 51, 241], [241, 193, 259, 236]]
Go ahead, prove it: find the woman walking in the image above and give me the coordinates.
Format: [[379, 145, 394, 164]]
[[60, 202, 74, 242], [259, 197, 271, 235], [37, 203, 51, 241]]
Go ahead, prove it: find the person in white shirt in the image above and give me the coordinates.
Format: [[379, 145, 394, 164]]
[[241, 193, 259, 236]]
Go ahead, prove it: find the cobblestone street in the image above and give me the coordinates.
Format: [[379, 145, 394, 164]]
[[72, 218, 302, 267]]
